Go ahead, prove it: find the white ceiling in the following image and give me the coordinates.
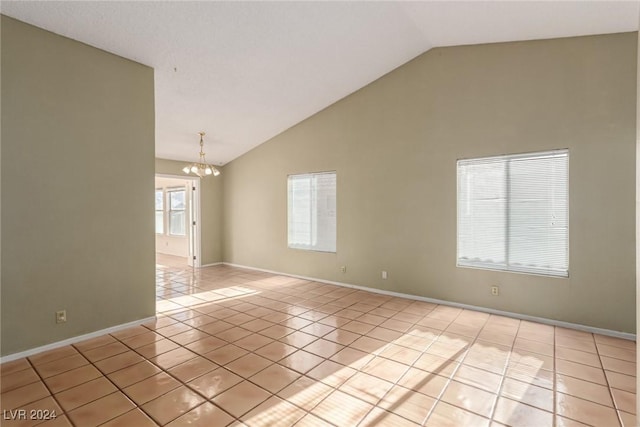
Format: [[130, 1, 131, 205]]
[[2, 1, 639, 165]]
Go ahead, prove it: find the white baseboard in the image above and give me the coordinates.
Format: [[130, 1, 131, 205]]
[[200, 262, 223, 268], [224, 262, 636, 341], [0, 316, 157, 364]]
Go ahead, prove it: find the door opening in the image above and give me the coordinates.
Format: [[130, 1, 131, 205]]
[[155, 174, 201, 268]]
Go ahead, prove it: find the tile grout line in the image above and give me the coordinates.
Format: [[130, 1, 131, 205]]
[[140, 312, 264, 425], [278, 301, 426, 426], [153, 287, 384, 425], [76, 336, 162, 427], [112, 325, 209, 425], [485, 314, 522, 426], [419, 308, 482, 426], [23, 355, 70, 426], [112, 320, 273, 425], [28, 343, 145, 427], [290, 300, 441, 425], [594, 334, 626, 427], [553, 328, 557, 427], [351, 304, 445, 427], [60, 325, 221, 426]]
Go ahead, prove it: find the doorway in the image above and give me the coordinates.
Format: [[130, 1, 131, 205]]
[[155, 174, 201, 268]]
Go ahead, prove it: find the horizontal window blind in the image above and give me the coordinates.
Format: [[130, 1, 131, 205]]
[[457, 150, 568, 277], [288, 172, 336, 252]]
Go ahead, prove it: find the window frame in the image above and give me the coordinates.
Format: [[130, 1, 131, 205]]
[[167, 187, 187, 237], [155, 188, 164, 235], [287, 171, 337, 253], [456, 149, 569, 278]]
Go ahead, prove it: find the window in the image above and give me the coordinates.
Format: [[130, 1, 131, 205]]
[[288, 172, 336, 252], [457, 150, 568, 277], [155, 189, 164, 234], [168, 189, 186, 236]]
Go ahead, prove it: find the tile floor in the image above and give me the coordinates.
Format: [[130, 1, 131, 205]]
[[0, 254, 637, 426]]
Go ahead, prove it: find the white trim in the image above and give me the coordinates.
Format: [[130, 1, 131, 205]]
[[200, 262, 223, 268], [0, 316, 156, 364], [155, 173, 198, 180], [224, 262, 635, 341], [192, 179, 202, 269]]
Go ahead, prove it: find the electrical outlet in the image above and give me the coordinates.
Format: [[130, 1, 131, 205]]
[[491, 286, 499, 296], [382, 271, 388, 280], [56, 310, 67, 324], [340, 266, 347, 273]]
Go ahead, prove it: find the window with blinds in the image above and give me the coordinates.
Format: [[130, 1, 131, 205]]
[[155, 189, 164, 234], [288, 172, 336, 252], [457, 150, 568, 277], [168, 189, 186, 236]]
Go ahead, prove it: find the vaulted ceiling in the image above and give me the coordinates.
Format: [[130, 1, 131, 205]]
[[3, 1, 638, 164]]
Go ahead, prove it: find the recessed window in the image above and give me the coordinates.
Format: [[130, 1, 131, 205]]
[[155, 189, 164, 234], [168, 189, 186, 236], [457, 150, 568, 277], [288, 172, 336, 252]]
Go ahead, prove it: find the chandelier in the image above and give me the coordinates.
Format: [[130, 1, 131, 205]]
[[182, 132, 221, 177]]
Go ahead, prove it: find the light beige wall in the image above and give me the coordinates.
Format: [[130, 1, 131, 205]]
[[155, 159, 223, 265], [1, 16, 156, 355], [224, 32, 637, 333]]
